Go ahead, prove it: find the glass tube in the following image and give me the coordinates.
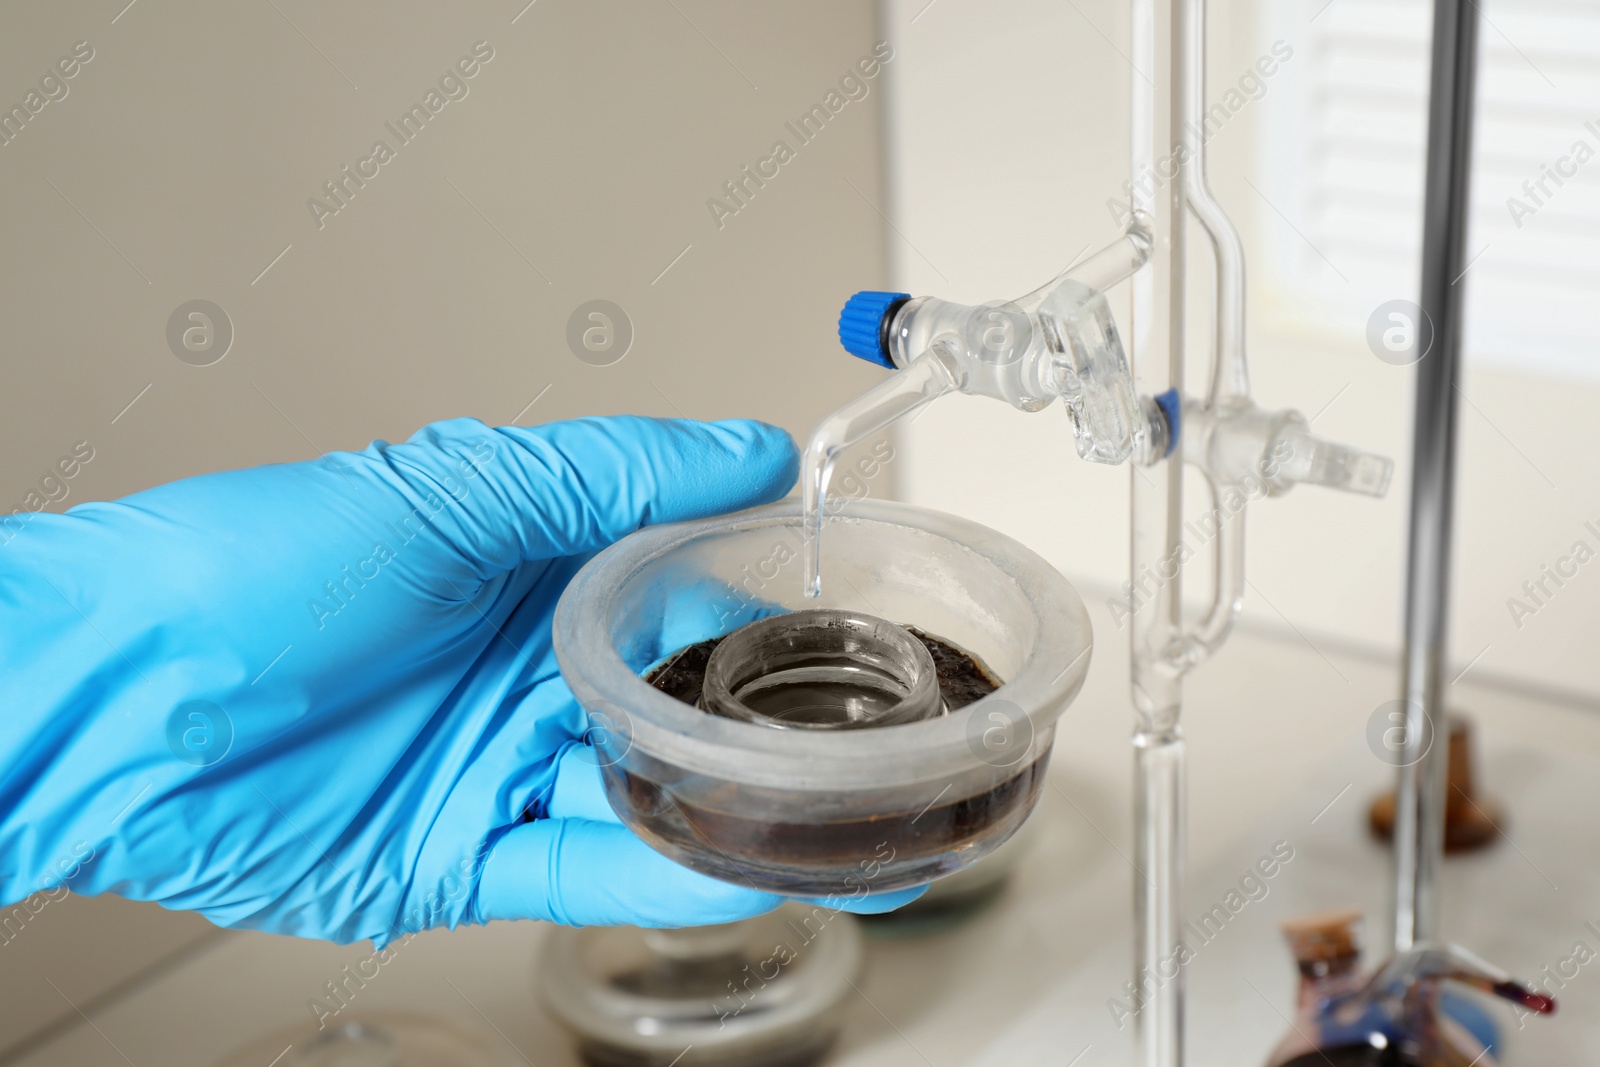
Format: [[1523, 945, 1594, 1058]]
[[1177, 0, 1248, 668], [801, 347, 961, 599], [1128, 0, 1187, 1065]]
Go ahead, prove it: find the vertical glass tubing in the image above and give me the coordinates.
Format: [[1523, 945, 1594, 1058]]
[[1181, 0, 1249, 413], [1129, 0, 1187, 1065], [1177, 0, 1248, 666]]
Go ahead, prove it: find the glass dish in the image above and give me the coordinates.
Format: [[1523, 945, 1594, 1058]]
[[552, 499, 1092, 896]]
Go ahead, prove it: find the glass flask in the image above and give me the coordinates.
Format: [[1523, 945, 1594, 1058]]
[[1265, 911, 1555, 1066], [551, 498, 1093, 897]]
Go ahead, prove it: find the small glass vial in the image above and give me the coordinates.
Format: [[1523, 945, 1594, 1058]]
[[701, 609, 945, 730]]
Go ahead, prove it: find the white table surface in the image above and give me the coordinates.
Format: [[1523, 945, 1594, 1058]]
[[10, 606, 1599, 1067]]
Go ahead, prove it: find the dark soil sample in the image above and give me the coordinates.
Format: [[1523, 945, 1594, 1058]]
[[646, 636, 723, 708], [614, 754, 1046, 877], [904, 626, 1000, 710], [633, 623, 1032, 890]]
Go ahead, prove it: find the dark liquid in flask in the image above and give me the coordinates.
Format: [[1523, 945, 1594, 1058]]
[[1279, 1051, 1409, 1067], [637, 628, 1045, 887]]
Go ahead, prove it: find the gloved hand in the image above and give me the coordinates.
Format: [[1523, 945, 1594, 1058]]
[[0, 416, 920, 945]]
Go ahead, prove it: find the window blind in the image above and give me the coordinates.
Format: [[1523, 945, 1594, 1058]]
[[1264, 0, 1600, 380]]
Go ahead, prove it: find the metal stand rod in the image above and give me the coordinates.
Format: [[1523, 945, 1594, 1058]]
[[1393, 0, 1481, 953]]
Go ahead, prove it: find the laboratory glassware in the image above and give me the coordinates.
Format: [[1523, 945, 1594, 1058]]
[[1265, 911, 1554, 1066], [551, 498, 1093, 896], [696, 608, 948, 730], [537, 905, 863, 1067], [212, 1014, 522, 1067], [803, 1, 1393, 1064]]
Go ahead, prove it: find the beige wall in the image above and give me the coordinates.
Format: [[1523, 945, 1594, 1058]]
[[884, 0, 1600, 705], [0, 1, 892, 1056]]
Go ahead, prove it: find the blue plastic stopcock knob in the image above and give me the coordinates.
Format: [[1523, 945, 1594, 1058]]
[[1153, 388, 1182, 457], [838, 290, 911, 369]]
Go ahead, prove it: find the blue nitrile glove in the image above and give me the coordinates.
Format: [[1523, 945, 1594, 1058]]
[[0, 416, 921, 945]]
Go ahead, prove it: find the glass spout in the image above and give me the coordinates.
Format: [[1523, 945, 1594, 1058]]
[[801, 346, 960, 599]]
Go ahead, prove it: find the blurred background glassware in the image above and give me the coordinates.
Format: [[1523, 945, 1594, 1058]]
[[855, 811, 1042, 936], [1265, 911, 1554, 1066], [211, 1013, 522, 1067], [537, 904, 863, 1067]]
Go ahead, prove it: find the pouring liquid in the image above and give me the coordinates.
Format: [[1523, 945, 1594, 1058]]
[[800, 444, 834, 600]]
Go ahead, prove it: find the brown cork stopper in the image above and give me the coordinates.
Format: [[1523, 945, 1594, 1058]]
[[1369, 715, 1504, 853], [1281, 910, 1362, 965]]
